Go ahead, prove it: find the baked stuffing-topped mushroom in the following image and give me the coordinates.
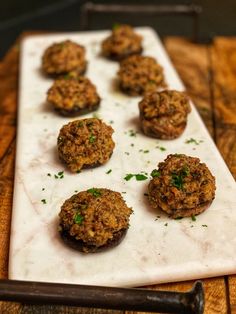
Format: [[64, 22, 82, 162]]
[[118, 55, 166, 96], [47, 76, 100, 116], [42, 40, 87, 76], [59, 188, 133, 253], [148, 154, 216, 218], [139, 90, 191, 139], [102, 24, 143, 61], [57, 118, 115, 172]]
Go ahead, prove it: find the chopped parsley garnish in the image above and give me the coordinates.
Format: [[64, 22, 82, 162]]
[[124, 174, 134, 181], [122, 191, 126, 194], [171, 166, 189, 190], [185, 138, 203, 145], [74, 213, 84, 225], [139, 149, 149, 153], [74, 190, 78, 193], [41, 199, 46, 204], [106, 169, 112, 174], [125, 152, 130, 155], [54, 171, 64, 179], [87, 188, 102, 197], [155, 215, 161, 221], [164, 223, 168, 226], [124, 173, 148, 181], [109, 120, 114, 124], [76, 170, 81, 173], [113, 23, 120, 30], [77, 121, 84, 127], [136, 174, 148, 181], [202, 224, 208, 227], [191, 215, 196, 222], [89, 134, 96, 143], [156, 145, 166, 151], [47, 173, 51, 177], [130, 143, 134, 147], [151, 169, 160, 178], [42, 188, 45, 191], [128, 129, 137, 137]]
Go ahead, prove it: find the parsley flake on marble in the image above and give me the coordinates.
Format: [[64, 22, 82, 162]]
[[124, 173, 148, 181], [156, 145, 166, 151], [185, 138, 203, 145]]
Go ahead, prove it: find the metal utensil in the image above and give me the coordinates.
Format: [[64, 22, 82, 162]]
[[0, 279, 204, 313]]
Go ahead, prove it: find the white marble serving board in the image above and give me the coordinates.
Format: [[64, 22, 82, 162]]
[[9, 28, 236, 287]]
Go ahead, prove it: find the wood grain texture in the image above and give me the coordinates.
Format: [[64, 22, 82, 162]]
[[210, 37, 236, 314], [164, 37, 214, 137], [1, 35, 236, 314]]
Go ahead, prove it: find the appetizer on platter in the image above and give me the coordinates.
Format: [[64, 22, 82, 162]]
[[57, 118, 115, 172], [102, 24, 143, 61], [148, 154, 216, 218], [42, 40, 87, 76], [118, 55, 166, 96], [139, 90, 191, 139], [59, 188, 132, 253], [47, 76, 100, 116]]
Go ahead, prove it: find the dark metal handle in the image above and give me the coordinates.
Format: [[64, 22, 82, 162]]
[[0, 279, 204, 313], [80, 2, 202, 42]]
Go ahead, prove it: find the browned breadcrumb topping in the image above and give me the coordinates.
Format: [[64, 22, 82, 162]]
[[57, 118, 115, 172], [59, 188, 132, 247], [139, 90, 191, 139], [118, 55, 166, 96], [42, 40, 86, 75], [102, 24, 142, 60], [148, 154, 216, 218], [47, 76, 100, 112]]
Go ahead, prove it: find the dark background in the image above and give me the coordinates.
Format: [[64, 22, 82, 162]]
[[0, 0, 235, 58]]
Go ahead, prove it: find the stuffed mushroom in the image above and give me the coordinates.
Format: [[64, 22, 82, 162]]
[[59, 188, 133, 253], [57, 118, 115, 172], [148, 154, 216, 218]]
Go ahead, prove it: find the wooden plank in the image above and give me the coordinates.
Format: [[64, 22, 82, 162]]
[[164, 37, 214, 137], [210, 37, 236, 314], [210, 37, 236, 179]]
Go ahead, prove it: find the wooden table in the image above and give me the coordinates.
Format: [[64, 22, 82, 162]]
[[0, 35, 236, 313]]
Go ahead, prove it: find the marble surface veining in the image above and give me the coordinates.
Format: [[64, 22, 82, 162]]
[[9, 28, 236, 286]]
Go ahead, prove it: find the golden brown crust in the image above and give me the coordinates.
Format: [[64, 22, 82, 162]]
[[59, 188, 132, 253], [118, 55, 166, 96], [102, 25, 143, 61], [47, 76, 101, 116], [42, 40, 87, 76], [148, 154, 216, 218], [57, 118, 115, 172], [139, 90, 191, 139]]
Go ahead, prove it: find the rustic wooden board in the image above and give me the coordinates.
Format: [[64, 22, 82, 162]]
[[210, 37, 236, 314], [1, 35, 235, 313]]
